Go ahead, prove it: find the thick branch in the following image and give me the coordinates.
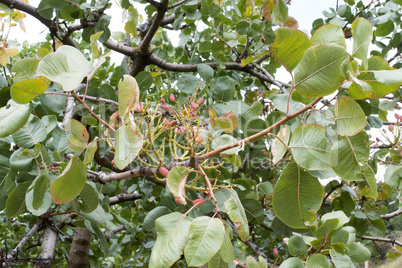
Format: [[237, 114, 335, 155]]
[[357, 235, 402, 247], [140, 0, 169, 55], [88, 160, 191, 184], [109, 193, 143, 205], [148, 53, 290, 87], [34, 226, 58, 268], [199, 97, 322, 160], [105, 225, 127, 241], [382, 208, 402, 220], [0, 0, 77, 47], [67, 227, 92, 268], [103, 39, 136, 57]]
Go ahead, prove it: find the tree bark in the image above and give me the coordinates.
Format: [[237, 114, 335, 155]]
[[67, 227, 93, 268], [34, 227, 57, 268]]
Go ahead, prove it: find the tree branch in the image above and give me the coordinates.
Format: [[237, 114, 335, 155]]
[[105, 225, 127, 241], [103, 39, 136, 57], [0, 0, 77, 47], [148, 53, 290, 87], [87, 159, 192, 184], [76, 94, 118, 106], [167, 0, 189, 9], [198, 97, 322, 160], [6, 218, 44, 261], [357, 235, 402, 247], [109, 193, 143, 205], [140, 0, 169, 55], [381, 208, 402, 220]]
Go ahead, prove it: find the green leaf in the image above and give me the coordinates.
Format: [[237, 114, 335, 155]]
[[212, 77, 236, 102], [288, 235, 308, 257], [279, 257, 304, 268], [90, 222, 110, 256], [79, 183, 98, 213], [166, 166, 191, 204], [65, 119, 89, 153], [316, 218, 339, 239], [242, 198, 264, 223], [270, 28, 310, 72], [330, 249, 354, 268], [272, 0, 288, 23], [118, 74, 139, 115], [113, 120, 143, 170], [25, 176, 52, 216], [149, 212, 192, 268], [135, 71, 153, 93], [359, 164, 378, 199], [208, 251, 229, 268], [272, 125, 290, 164], [12, 58, 40, 82], [335, 96, 367, 136], [349, 56, 399, 99], [310, 24, 346, 48], [306, 254, 331, 268], [47, 127, 70, 153], [83, 140, 97, 166], [217, 111, 238, 133], [36, 45, 92, 92], [294, 44, 349, 98], [352, 18, 373, 70], [375, 20, 394, 37], [346, 242, 371, 263], [12, 116, 47, 148], [124, 6, 138, 37], [224, 189, 249, 241], [50, 156, 86, 205], [10, 148, 33, 172], [321, 211, 349, 230], [143, 206, 172, 232], [272, 162, 324, 228], [0, 100, 30, 138], [220, 225, 234, 263], [32, 173, 50, 210], [384, 164, 402, 188], [289, 124, 332, 170], [184, 216, 225, 267], [177, 74, 202, 94], [5, 181, 31, 218], [211, 134, 240, 155], [197, 63, 214, 81], [37, 0, 54, 19], [373, 67, 402, 86], [10, 79, 48, 104], [329, 131, 370, 182], [80, 206, 117, 230]]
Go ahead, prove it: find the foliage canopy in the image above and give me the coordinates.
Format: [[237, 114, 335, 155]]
[[0, 0, 402, 267]]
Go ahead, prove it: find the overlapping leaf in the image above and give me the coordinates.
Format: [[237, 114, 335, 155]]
[[272, 162, 323, 228], [294, 43, 349, 98], [0, 100, 30, 138], [289, 124, 331, 170], [335, 96, 366, 136], [184, 217, 224, 267], [50, 156, 87, 204], [270, 27, 310, 72], [149, 212, 192, 267]]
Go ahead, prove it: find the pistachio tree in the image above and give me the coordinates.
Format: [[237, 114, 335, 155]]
[[0, 0, 402, 267]]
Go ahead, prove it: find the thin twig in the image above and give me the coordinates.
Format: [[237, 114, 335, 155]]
[[198, 97, 322, 160], [71, 91, 116, 133], [357, 235, 402, 247]]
